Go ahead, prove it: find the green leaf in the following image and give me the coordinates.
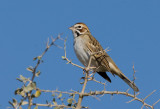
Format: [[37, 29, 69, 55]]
[[15, 88, 25, 97], [20, 75, 28, 83], [67, 98, 73, 104], [37, 56, 42, 60], [15, 88, 22, 95], [8, 101, 15, 108], [23, 82, 36, 92], [52, 93, 55, 96], [34, 90, 41, 98], [23, 86, 33, 92], [33, 57, 37, 61], [61, 56, 66, 60], [16, 75, 30, 83], [16, 78, 23, 82], [20, 90, 26, 97], [34, 105, 38, 109], [21, 101, 28, 105], [26, 66, 34, 72], [31, 82, 36, 89], [57, 93, 62, 98], [12, 98, 17, 107], [52, 98, 57, 105], [35, 71, 41, 77]]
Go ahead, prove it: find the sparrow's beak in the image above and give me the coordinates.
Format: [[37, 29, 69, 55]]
[[69, 26, 74, 30]]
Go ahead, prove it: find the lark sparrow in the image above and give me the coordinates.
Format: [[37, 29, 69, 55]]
[[69, 23, 139, 92]]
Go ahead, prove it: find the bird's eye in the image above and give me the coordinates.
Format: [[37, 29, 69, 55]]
[[78, 26, 81, 28]]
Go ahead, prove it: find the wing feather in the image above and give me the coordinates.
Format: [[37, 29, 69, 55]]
[[85, 34, 111, 71]]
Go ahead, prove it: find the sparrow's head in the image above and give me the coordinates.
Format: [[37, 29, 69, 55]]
[[69, 23, 90, 38]]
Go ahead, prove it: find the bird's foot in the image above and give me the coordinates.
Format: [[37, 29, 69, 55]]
[[83, 67, 96, 74], [88, 71, 96, 80]]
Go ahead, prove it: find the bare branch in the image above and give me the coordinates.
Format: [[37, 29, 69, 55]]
[[12, 35, 159, 109], [62, 38, 84, 69], [143, 90, 156, 101], [32, 103, 75, 108], [76, 71, 89, 109], [153, 98, 160, 107], [28, 35, 62, 109]]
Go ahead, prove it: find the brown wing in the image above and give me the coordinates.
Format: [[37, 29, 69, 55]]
[[85, 34, 111, 72], [84, 34, 114, 82], [84, 34, 139, 91]]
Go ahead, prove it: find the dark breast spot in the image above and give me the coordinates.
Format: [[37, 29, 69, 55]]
[[75, 31, 80, 36]]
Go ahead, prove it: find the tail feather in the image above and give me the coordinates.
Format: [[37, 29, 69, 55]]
[[119, 74, 139, 92], [97, 72, 111, 83]]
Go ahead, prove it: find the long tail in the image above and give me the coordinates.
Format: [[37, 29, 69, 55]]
[[119, 73, 139, 92], [97, 72, 111, 83]]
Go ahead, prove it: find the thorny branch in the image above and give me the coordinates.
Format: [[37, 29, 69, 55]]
[[62, 38, 160, 109], [31, 103, 75, 108], [40, 88, 159, 109], [10, 36, 160, 109], [76, 71, 89, 109], [62, 38, 84, 69], [27, 35, 63, 109]]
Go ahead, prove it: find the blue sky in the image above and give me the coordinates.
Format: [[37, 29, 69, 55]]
[[0, 0, 160, 109]]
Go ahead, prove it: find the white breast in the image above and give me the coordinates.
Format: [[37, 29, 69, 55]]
[[74, 37, 107, 72], [74, 37, 90, 67]]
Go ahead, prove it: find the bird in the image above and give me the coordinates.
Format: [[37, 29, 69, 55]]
[[69, 22, 139, 92]]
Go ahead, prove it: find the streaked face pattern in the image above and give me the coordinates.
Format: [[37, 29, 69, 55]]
[[69, 23, 90, 38]]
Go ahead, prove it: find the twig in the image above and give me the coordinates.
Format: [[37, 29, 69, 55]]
[[32, 103, 75, 108], [132, 64, 137, 96], [62, 38, 84, 69], [153, 98, 160, 107], [76, 71, 89, 109], [92, 79, 107, 87], [28, 35, 62, 109], [40, 89, 79, 95], [143, 90, 156, 101], [81, 91, 153, 108], [39, 88, 158, 109], [13, 35, 160, 109], [63, 56, 84, 69]]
